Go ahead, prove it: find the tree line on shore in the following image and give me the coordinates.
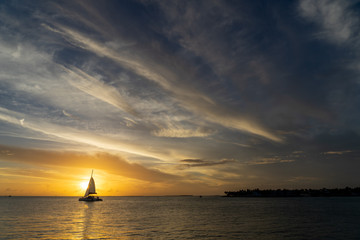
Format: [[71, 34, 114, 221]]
[[224, 187, 360, 197]]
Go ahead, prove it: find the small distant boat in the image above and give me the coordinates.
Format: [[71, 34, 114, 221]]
[[79, 170, 103, 202]]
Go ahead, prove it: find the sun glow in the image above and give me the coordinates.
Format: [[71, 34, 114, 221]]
[[80, 181, 88, 191]]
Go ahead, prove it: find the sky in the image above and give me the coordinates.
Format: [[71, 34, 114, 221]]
[[1, 0, 360, 196]]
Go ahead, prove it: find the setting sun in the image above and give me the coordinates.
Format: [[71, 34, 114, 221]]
[[80, 181, 88, 191]]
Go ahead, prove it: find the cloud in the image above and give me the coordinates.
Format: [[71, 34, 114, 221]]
[[62, 110, 71, 117], [298, 0, 358, 44], [0, 145, 179, 182], [155, 0, 245, 77], [0, 36, 105, 120], [247, 157, 295, 165], [0, 107, 24, 126], [181, 159, 205, 164], [42, 19, 282, 142], [152, 124, 215, 138], [153, 128, 211, 138], [0, 167, 69, 181], [65, 66, 138, 116], [323, 150, 352, 155], [178, 158, 234, 169], [0, 106, 167, 160], [204, 112, 283, 142]]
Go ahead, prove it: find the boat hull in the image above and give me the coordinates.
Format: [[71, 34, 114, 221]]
[[79, 196, 103, 201]]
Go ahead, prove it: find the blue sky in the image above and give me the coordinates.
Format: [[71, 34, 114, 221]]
[[0, 0, 360, 195]]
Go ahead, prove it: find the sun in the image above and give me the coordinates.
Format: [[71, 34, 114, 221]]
[[80, 181, 88, 191]]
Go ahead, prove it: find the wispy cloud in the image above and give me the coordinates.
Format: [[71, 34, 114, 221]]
[[323, 150, 352, 155], [178, 158, 234, 169], [152, 120, 215, 138], [0, 106, 166, 160], [247, 157, 295, 165], [43, 20, 282, 142], [152, 128, 213, 138], [62, 110, 75, 119], [65, 66, 138, 116], [299, 0, 358, 44]]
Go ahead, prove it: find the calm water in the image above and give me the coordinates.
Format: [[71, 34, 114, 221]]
[[1, 196, 360, 239]]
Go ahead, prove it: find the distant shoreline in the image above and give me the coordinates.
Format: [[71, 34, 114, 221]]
[[224, 187, 360, 197]]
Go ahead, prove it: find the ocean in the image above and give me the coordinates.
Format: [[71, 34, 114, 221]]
[[1, 196, 359, 239]]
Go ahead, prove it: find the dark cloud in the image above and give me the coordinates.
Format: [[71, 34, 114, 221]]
[[179, 158, 234, 169], [180, 159, 205, 164]]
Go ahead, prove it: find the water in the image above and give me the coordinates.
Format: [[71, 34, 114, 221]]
[[1, 196, 360, 239]]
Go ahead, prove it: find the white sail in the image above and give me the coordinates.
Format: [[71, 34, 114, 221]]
[[88, 177, 96, 194], [83, 171, 97, 197], [84, 186, 89, 197]]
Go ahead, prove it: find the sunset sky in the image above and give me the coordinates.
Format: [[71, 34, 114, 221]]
[[1, 0, 360, 196]]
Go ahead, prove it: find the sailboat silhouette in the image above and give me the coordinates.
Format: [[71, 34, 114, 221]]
[[79, 170, 103, 201]]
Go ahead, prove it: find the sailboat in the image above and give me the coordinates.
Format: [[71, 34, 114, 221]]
[[79, 170, 103, 201]]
